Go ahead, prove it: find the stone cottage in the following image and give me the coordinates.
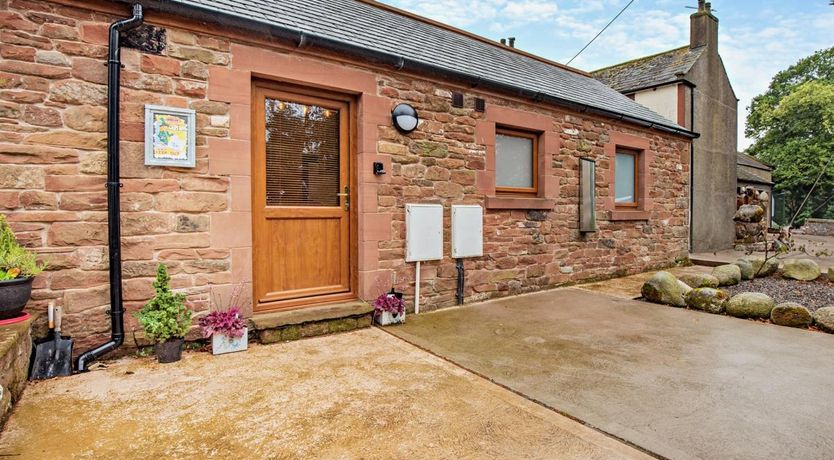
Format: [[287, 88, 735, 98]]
[[0, 0, 694, 354], [592, 0, 737, 253]]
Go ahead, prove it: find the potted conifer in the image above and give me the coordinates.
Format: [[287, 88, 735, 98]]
[[0, 214, 44, 319], [136, 263, 192, 363]]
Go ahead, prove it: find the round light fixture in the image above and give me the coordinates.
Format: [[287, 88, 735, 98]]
[[391, 103, 419, 134]]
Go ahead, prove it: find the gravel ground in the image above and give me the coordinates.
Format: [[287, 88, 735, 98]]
[[724, 277, 834, 312]]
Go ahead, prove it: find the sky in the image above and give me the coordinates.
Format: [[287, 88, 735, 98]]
[[381, 0, 834, 149]]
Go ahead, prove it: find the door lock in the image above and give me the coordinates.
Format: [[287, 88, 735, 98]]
[[336, 186, 350, 210]]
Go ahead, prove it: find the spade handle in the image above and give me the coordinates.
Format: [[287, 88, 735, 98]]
[[54, 306, 62, 334], [47, 302, 54, 330]]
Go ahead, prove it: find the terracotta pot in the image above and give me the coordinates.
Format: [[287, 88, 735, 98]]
[[154, 338, 184, 363], [0, 277, 33, 320]]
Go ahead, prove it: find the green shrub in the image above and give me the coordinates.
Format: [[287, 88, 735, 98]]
[[0, 214, 44, 281], [135, 263, 192, 343]]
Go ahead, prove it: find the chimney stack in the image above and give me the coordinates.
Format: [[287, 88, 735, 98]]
[[690, 0, 718, 50]]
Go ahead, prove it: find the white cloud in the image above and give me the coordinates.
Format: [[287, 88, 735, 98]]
[[386, 0, 561, 28], [503, 1, 559, 21], [383, 0, 834, 149]]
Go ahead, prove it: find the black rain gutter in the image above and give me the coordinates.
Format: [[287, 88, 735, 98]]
[[118, 0, 699, 139], [75, 4, 144, 373]]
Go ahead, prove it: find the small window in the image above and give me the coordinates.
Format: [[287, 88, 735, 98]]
[[496, 128, 538, 194], [614, 149, 638, 206]]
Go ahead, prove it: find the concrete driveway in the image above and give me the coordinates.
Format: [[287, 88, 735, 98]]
[[389, 288, 834, 459], [0, 328, 643, 459]]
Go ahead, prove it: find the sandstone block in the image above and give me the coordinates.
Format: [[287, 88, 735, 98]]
[[22, 105, 61, 126], [49, 80, 106, 105], [48, 222, 107, 246], [0, 165, 43, 189], [156, 192, 227, 213]]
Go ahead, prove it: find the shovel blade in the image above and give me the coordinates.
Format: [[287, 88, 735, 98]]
[[29, 336, 73, 380]]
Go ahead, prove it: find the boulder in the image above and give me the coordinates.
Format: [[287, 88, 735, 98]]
[[678, 273, 720, 288], [743, 256, 779, 277], [678, 280, 693, 296], [770, 302, 812, 328], [641, 271, 686, 307], [726, 292, 775, 319], [734, 204, 765, 223], [781, 259, 821, 281], [734, 258, 754, 280], [711, 264, 742, 286], [685, 288, 729, 314], [814, 307, 834, 333]]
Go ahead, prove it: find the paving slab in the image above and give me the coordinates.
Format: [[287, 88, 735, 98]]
[[578, 265, 711, 299], [389, 288, 834, 460], [0, 328, 645, 459], [691, 234, 834, 270]]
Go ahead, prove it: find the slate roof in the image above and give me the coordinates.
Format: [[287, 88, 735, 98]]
[[129, 0, 692, 135], [737, 168, 773, 186], [737, 152, 772, 171], [592, 46, 705, 93]]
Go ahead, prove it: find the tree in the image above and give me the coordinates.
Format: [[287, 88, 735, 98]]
[[746, 47, 834, 226]]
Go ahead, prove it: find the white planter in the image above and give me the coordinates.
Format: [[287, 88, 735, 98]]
[[375, 311, 405, 326], [211, 328, 248, 355]]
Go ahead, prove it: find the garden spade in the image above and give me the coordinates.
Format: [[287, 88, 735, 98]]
[[29, 303, 73, 379]]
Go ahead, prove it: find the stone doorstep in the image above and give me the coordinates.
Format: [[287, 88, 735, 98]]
[[250, 300, 374, 344]]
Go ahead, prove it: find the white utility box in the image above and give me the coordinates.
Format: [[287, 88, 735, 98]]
[[405, 204, 443, 262], [451, 205, 483, 258]]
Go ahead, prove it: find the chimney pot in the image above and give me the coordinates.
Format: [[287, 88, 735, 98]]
[[508, 37, 516, 48], [500, 38, 506, 45], [690, 0, 718, 50]]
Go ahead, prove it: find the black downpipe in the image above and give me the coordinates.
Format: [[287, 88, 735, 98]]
[[75, 4, 144, 373], [689, 86, 696, 250], [455, 259, 465, 305]]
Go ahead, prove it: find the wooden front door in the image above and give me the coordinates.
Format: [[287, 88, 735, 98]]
[[252, 84, 354, 312]]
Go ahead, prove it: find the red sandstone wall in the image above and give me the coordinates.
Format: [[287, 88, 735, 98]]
[[0, 0, 690, 347]]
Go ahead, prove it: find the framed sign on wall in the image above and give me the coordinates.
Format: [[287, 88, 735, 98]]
[[144, 105, 196, 168]]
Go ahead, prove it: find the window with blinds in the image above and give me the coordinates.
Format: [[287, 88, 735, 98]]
[[264, 98, 340, 206]]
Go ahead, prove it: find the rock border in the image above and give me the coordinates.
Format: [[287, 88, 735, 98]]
[[640, 266, 833, 335]]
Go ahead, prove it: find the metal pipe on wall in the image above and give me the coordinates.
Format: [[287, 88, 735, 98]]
[[75, 4, 144, 373]]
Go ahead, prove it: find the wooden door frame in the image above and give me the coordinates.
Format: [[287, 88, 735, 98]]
[[251, 79, 358, 313]]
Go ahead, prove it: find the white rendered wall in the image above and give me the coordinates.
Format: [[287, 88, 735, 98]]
[[633, 84, 679, 124]]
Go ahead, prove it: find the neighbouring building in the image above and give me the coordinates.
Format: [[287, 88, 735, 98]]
[[736, 152, 773, 227], [0, 0, 694, 350], [592, 0, 738, 253]]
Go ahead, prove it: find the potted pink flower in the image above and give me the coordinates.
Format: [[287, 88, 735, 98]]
[[373, 290, 405, 326], [199, 284, 248, 355]]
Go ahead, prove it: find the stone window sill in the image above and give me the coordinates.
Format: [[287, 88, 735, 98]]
[[485, 196, 555, 210], [609, 209, 650, 221]]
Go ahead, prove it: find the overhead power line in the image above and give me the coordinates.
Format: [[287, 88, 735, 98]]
[[565, 0, 637, 66]]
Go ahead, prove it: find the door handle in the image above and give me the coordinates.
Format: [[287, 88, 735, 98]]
[[336, 186, 349, 210]]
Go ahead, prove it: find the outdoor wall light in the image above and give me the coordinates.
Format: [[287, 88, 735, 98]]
[[391, 103, 419, 134]]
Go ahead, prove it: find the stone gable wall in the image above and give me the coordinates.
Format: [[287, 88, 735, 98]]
[[0, 0, 690, 347]]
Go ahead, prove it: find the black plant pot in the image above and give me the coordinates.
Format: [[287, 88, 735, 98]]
[[0, 277, 33, 320], [154, 338, 184, 364]]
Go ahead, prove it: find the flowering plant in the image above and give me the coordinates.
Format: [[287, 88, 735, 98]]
[[373, 292, 405, 316], [199, 307, 246, 338], [198, 283, 248, 338]]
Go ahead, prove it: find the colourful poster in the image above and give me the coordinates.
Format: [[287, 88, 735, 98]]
[[152, 113, 189, 161]]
